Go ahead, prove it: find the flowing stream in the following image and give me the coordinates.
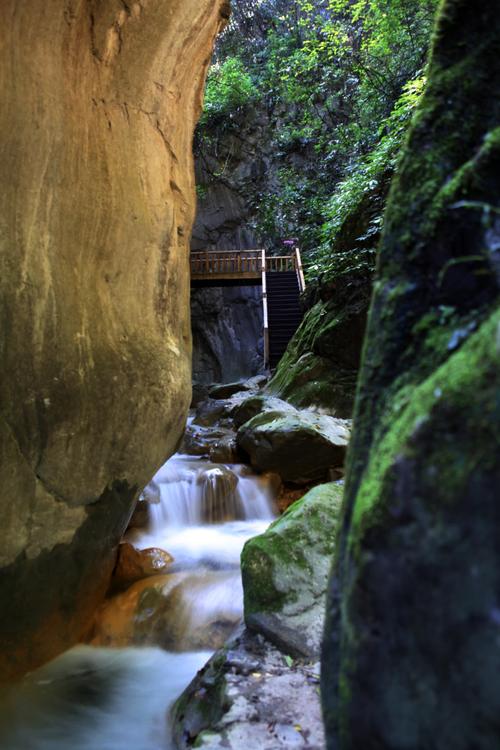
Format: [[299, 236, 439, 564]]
[[0, 453, 275, 750]]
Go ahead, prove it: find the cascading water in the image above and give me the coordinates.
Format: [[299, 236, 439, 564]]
[[132, 455, 274, 568], [0, 452, 275, 750]]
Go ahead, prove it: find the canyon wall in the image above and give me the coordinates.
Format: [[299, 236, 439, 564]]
[[192, 285, 264, 384], [322, 0, 500, 747], [0, 0, 228, 678]]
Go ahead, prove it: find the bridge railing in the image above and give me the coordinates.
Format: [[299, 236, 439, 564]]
[[191, 247, 306, 370], [190, 250, 263, 277], [191, 248, 306, 286]]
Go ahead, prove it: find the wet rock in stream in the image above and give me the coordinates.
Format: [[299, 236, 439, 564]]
[[111, 543, 174, 592], [172, 626, 325, 749], [91, 570, 243, 653]]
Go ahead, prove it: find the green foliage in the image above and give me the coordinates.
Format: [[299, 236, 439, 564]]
[[307, 75, 427, 284], [200, 56, 258, 127], [196, 0, 439, 284]]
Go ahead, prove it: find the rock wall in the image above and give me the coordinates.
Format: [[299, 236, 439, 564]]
[[192, 108, 271, 250], [192, 285, 264, 384], [0, 0, 228, 679], [322, 0, 500, 747]]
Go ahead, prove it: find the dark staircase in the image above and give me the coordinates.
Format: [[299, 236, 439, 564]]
[[266, 271, 303, 369]]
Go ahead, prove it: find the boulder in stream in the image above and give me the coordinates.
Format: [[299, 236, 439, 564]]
[[112, 544, 174, 592], [232, 394, 297, 428], [196, 465, 241, 523], [209, 381, 256, 400], [92, 570, 243, 653], [237, 409, 350, 484], [241, 483, 343, 658], [172, 626, 325, 749]]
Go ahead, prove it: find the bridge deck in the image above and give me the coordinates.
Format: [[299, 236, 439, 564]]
[[190, 249, 306, 369]]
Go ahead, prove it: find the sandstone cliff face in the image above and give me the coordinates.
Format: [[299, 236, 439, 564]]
[[0, 0, 228, 678], [322, 0, 500, 746]]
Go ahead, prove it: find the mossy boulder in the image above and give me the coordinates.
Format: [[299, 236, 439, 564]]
[[266, 295, 366, 418], [322, 2, 500, 748], [237, 410, 350, 484], [241, 483, 343, 657]]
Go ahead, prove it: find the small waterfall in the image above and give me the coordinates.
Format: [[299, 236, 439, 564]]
[[1, 452, 276, 750], [147, 455, 274, 530]]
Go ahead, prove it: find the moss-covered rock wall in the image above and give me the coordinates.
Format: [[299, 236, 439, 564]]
[[322, 0, 500, 746]]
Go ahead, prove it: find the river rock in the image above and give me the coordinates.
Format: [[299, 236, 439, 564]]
[[241, 483, 343, 657], [196, 466, 241, 523], [112, 544, 174, 592], [0, 0, 229, 677], [237, 410, 351, 484], [193, 399, 233, 427], [208, 436, 239, 464], [127, 481, 161, 530], [172, 626, 325, 749], [232, 395, 297, 428], [181, 424, 237, 461], [91, 570, 242, 652], [209, 381, 256, 400]]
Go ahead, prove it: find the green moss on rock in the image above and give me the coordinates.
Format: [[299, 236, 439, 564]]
[[242, 483, 344, 657], [267, 298, 365, 417], [322, 1, 500, 748]]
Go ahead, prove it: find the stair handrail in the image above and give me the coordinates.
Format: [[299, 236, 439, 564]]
[[294, 246, 306, 292], [261, 249, 270, 368]]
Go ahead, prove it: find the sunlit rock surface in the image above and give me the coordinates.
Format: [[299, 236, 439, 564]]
[[0, 0, 228, 678]]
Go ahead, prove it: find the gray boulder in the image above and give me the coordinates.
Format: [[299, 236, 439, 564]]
[[237, 409, 350, 484]]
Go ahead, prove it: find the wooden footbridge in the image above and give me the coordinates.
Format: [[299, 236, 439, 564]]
[[190, 248, 306, 369]]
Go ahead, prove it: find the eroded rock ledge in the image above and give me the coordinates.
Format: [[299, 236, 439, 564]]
[[0, 0, 228, 678]]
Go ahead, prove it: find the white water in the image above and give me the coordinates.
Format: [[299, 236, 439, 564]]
[[131, 454, 274, 569], [1, 452, 275, 749]]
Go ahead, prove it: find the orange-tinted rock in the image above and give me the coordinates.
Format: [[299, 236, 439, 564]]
[[0, 0, 228, 679], [112, 544, 174, 592]]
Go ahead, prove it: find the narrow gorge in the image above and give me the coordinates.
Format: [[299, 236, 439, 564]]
[[0, 1, 499, 749]]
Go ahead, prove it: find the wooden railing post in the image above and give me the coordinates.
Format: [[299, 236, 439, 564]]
[[261, 249, 270, 369], [295, 246, 306, 292]]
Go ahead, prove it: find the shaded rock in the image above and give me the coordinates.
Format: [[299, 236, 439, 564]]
[[322, 4, 500, 748], [233, 395, 297, 428], [192, 286, 264, 384], [127, 481, 161, 530], [172, 627, 325, 749], [0, 0, 228, 677], [237, 410, 350, 484], [209, 381, 255, 400], [181, 424, 237, 461], [127, 501, 150, 531], [277, 485, 309, 514], [191, 383, 211, 408], [241, 484, 343, 658], [196, 466, 241, 523], [112, 544, 173, 592], [193, 399, 233, 427], [92, 569, 243, 652], [208, 437, 239, 464]]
